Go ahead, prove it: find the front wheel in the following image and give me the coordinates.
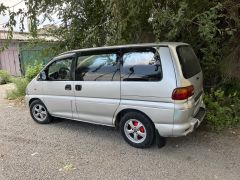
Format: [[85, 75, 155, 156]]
[[119, 112, 155, 148], [30, 100, 52, 124]]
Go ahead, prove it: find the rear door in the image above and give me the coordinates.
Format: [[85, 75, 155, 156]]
[[176, 45, 203, 113], [74, 50, 121, 125]]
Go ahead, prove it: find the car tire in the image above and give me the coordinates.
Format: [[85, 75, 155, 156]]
[[119, 112, 155, 148], [30, 100, 52, 124]]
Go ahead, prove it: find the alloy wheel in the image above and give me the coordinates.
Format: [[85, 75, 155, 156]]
[[124, 119, 147, 144], [32, 104, 47, 122]]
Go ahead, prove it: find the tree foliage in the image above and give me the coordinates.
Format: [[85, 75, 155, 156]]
[[0, 0, 239, 87], [1, 0, 240, 129]]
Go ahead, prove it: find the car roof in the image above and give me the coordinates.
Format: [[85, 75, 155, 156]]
[[58, 42, 188, 56]]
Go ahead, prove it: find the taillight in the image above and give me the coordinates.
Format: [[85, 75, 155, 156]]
[[172, 85, 194, 100]]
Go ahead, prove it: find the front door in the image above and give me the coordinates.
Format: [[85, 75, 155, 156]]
[[41, 56, 74, 119], [74, 51, 120, 125]]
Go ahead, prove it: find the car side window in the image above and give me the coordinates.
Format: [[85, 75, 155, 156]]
[[75, 53, 119, 81], [46, 58, 73, 81], [121, 50, 162, 81]]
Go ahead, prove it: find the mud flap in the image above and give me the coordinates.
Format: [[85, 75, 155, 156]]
[[156, 129, 166, 148]]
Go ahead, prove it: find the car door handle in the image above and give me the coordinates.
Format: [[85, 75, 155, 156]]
[[75, 85, 82, 91], [65, 84, 72, 90]]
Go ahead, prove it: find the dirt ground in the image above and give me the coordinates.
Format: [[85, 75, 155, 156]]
[[0, 84, 239, 180], [0, 83, 14, 99]]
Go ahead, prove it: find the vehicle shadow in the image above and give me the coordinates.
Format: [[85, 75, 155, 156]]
[[51, 117, 214, 151]]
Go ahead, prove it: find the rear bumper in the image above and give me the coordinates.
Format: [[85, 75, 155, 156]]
[[155, 100, 206, 137], [172, 106, 206, 136]]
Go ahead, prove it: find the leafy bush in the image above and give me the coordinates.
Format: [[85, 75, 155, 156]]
[[7, 62, 43, 100], [0, 70, 12, 84], [7, 78, 29, 100], [205, 88, 240, 130], [25, 62, 43, 81]]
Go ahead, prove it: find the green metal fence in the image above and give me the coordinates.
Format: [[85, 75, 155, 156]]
[[19, 43, 54, 75]]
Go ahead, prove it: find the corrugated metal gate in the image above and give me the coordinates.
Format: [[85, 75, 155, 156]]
[[19, 43, 53, 75], [0, 41, 53, 76]]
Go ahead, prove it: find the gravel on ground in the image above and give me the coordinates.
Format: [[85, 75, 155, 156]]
[[0, 84, 239, 180]]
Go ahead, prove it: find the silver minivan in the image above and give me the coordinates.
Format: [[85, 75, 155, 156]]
[[25, 43, 206, 148]]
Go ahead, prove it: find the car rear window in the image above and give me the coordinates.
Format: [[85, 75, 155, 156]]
[[121, 49, 162, 81], [177, 46, 201, 79]]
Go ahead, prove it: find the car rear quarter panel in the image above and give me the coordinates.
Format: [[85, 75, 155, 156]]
[[114, 46, 177, 128]]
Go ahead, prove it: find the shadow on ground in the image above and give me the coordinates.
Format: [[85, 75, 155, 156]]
[[50, 117, 219, 150]]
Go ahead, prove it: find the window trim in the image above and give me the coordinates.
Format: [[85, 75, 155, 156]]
[[120, 47, 163, 82]]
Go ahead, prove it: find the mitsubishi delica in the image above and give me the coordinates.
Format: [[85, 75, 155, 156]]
[[25, 43, 206, 148]]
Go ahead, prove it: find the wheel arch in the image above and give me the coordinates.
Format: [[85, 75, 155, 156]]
[[114, 108, 155, 129], [29, 98, 44, 107]]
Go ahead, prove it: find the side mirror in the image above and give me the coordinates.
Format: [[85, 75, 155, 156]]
[[39, 71, 47, 80]]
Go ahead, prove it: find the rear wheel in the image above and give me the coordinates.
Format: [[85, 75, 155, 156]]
[[30, 100, 52, 124], [120, 112, 155, 148]]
